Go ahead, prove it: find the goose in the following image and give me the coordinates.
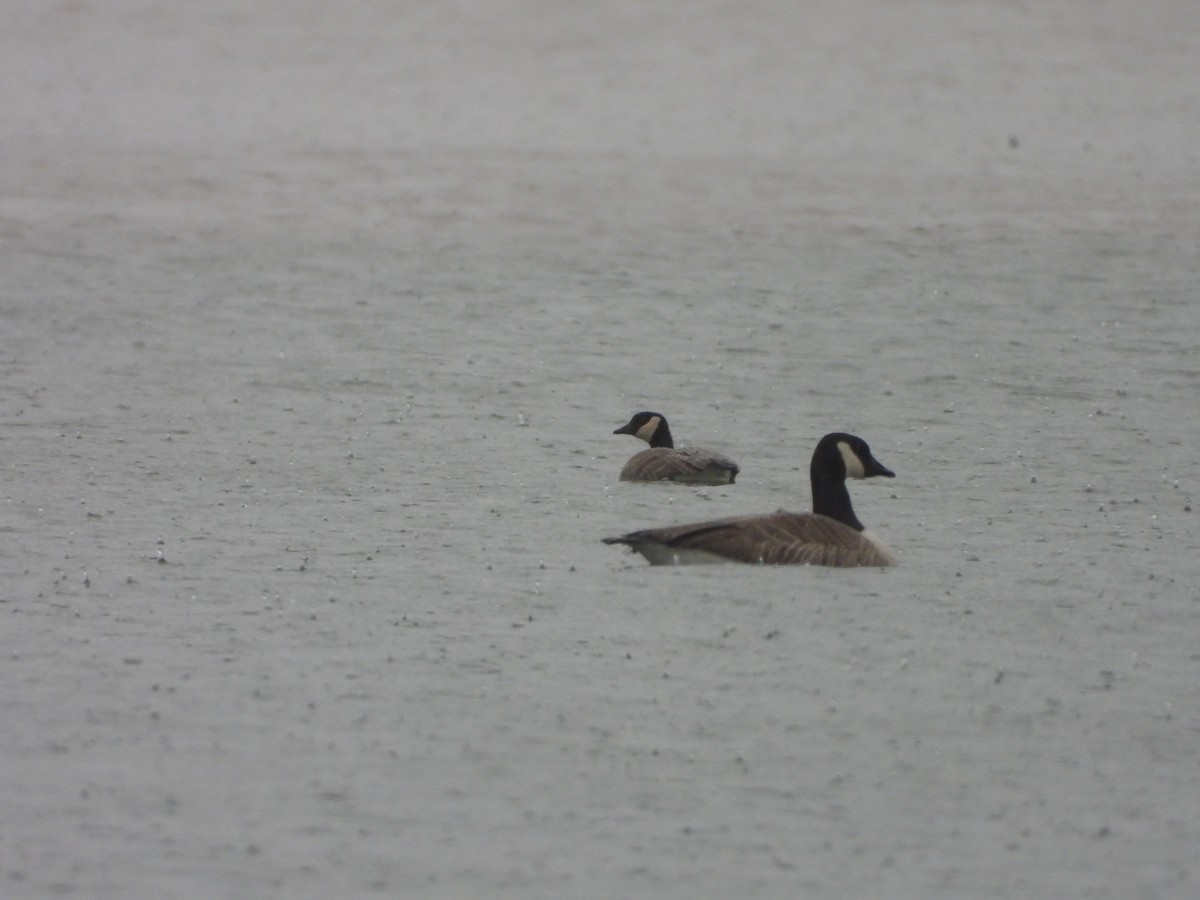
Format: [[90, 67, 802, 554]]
[[603, 432, 896, 566], [613, 411, 739, 485]]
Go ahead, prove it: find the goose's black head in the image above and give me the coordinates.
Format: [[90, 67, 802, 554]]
[[614, 411, 674, 448], [810, 433, 894, 530], [813, 432, 895, 482]]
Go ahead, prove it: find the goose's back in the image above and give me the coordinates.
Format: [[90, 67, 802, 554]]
[[619, 447, 739, 485], [611, 511, 895, 567]]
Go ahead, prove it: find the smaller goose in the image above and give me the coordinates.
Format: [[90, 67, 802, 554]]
[[603, 432, 896, 566], [613, 411, 740, 485]]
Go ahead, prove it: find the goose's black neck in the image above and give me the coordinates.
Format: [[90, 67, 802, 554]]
[[811, 482, 859, 532], [811, 477, 864, 531], [650, 418, 674, 448]]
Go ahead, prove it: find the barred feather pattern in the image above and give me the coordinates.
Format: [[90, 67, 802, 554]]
[[606, 511, 896, 567], [619, 447, 739, 485]]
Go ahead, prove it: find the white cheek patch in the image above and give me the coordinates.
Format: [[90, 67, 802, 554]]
[[635, 415, 662, 444], [838, 441, 865, 478]]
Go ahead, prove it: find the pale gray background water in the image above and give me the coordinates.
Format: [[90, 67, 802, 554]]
[[3, 1, 1198, 897]]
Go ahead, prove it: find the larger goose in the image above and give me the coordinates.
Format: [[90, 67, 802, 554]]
[[603, 432, 896, 566], [613, 411, 739, 485]]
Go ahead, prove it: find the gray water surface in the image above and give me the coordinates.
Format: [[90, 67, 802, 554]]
[[3, 2, 1199, 898]]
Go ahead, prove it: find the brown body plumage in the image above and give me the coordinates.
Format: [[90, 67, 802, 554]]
[[618, 446, 739, 484]]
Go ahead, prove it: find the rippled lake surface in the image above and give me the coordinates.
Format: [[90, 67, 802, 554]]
[[3, 2, 1198, 897]]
